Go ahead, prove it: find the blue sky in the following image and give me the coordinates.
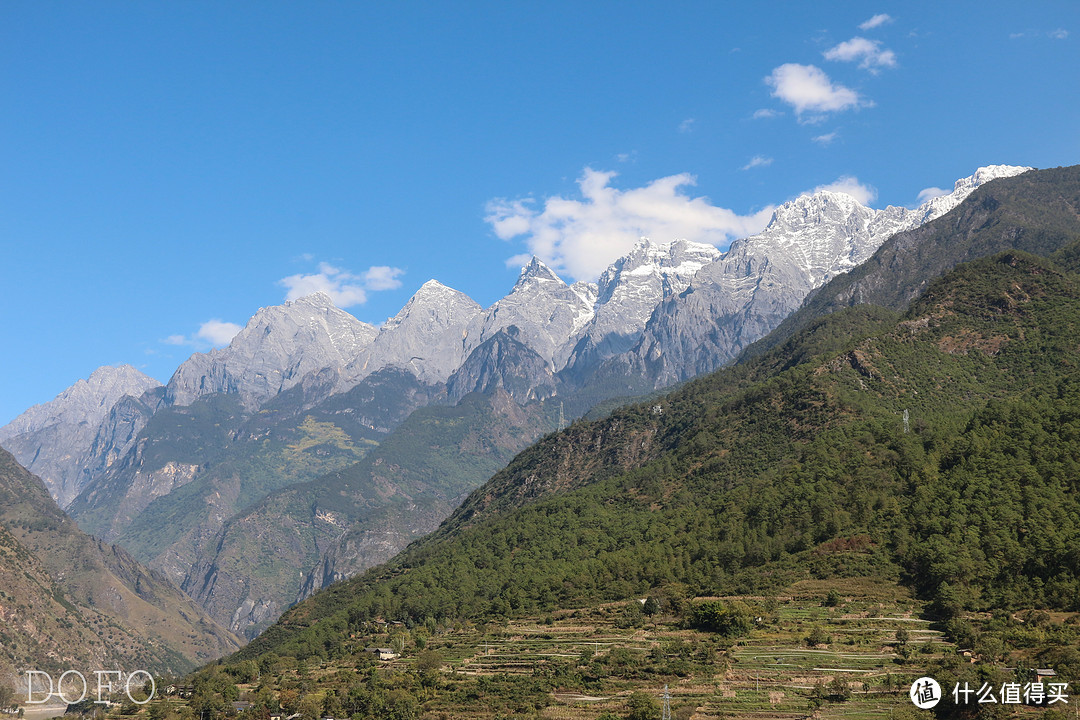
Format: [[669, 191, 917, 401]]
[[2, 1, 1078, 424]]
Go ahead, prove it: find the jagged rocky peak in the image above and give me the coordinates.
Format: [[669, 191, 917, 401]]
[[448, 326, 558, 404], [466, 256, 595, 369], [570, 280, 599, 307], [383, 279, 481, 332], [340, 279, 483, 387], [962, 164, 1033, 191], [597, 238, 721, 302], [764, 190, 874, 237], [166, 292, 378, 408], [627, 164, 1035, 390], [517, 255, 564, 285], [0, 364, 161, 441], [560, 239, 722, 369], [0, 365, 162, 508]]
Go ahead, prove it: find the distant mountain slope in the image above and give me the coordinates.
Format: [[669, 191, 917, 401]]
[[179, 387, 554, 640], [0, 448, 239, 684], [0, 365, 161, 507], [743, 164, 1080, 359]]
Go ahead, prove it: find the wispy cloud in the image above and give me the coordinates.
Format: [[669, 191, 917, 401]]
[[917, 186, 950, 203], [741, 155, 774, 171], [162, 320, 243, 349], [678, 118, 696, 133], [486, 168, 775, 280], [362, 266, 405, 291], [765, 64, 867, 121], [812, 131, 839, 146], [1011, 28, 1069, 40], [811, 176, 877, 205], [859, 13, 893, 31], [279, 261, 405, 307], [197, 320, 244, 346], [752, 108, 783, 120], [824, 37, 897, 72]]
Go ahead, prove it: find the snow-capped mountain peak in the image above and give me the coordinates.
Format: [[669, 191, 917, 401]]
[[515, 256, 565, 286], [909, 164, 1032, 225]]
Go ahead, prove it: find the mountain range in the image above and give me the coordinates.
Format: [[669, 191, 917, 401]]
[[235, 165, 1080, 670], [0, 163, 1037, 640]]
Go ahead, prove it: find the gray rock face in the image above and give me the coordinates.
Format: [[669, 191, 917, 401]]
[[0, 365, 162, 507], [341, 280, 483, 387], [447, 327, 559, 404], [166, 292, 377, 409], [625, 165, 1034, 387], [465, 257, 596, 369], [564, 239, 720, 373]]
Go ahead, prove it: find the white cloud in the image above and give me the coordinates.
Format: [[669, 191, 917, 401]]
[[812, 131, 839, 145], [917, 186, 950, 203], [280, 263, 368, 306], [859, 13, 893, 31], [1010, 29, 1068, 40], [812, 176, 878, 205], [279, 261, 406, 307], [363, 266, 405, 291], [161, 320, 242, 349], [752, 108, 783, 119], [196, 320, 243, 347], [741, 155, 774, 171], [765, 64, 867, 119], [485, 168, 775, 281], [824, 37, 897, 72], [678, 118, 696, 133]]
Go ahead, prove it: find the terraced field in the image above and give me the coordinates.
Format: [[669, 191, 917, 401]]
[[349, 578, 952, 719], [151, 575, 1072, 720]]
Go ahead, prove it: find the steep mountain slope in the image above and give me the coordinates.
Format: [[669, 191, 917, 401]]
[[744, 164, 1080, 359], [0, 448, 239, 682], [68, 368, 438, 546], [0, 365, 161, 507], [177, 387, 555, 639], [237, 247, 1080, 662]]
